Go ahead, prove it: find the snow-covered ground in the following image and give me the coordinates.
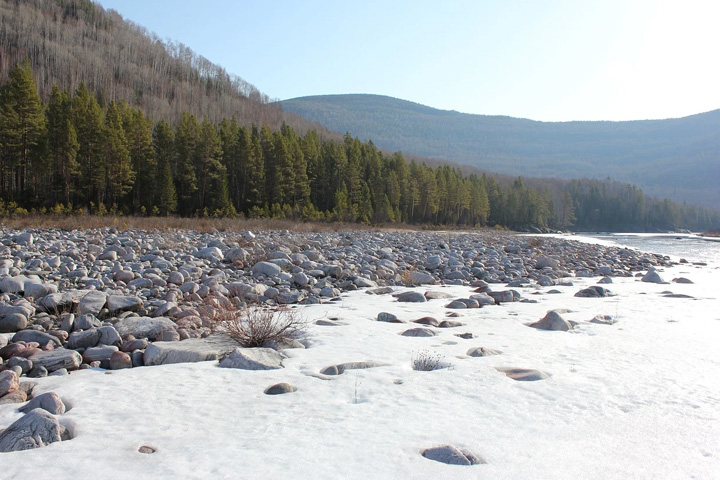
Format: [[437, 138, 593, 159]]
[[2, 262, 719, 479]]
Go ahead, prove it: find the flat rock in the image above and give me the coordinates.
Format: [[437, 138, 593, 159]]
[[467, 347, 502, 357], [366, 287, 393, 295], [218, 347, 286, 370], [400, 327, 437, 337], [424, 290, 453, 300], [320, 361, 390, 375], [76, 291, 108, 316], [18, 392, 66, 415], [107, 295, 143, 314], [575, 286, 613, 298], [497, 367, 550, 381], [251, 261, 282, 277], [422, 445, 486, 465], [0, 389, 27, 405], [114, 316, 176, 340], [264, 383, 297, 395], [11, 330, 61, 348], [28, 348, 83, 372], [144, 334, 239, 366], [0, 409, 65, 452], [395, 291, 427, 303]]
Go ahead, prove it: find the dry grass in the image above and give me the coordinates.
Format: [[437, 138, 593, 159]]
[[411, 349, 446, 371]]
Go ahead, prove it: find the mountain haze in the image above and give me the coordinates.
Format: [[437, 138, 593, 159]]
[[282, 94, 720, 209]]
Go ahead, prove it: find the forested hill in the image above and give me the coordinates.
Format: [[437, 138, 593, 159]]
[[282, 94, 720, 209], [0, 0, 324, 133]]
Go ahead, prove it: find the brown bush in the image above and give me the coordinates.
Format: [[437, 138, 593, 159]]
[[208, 302, 308, 348]]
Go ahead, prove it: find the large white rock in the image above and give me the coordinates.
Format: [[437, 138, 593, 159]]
[[251, 261, 282, 277], [218, 347, 285, 370], [143, 334, 239, 366]]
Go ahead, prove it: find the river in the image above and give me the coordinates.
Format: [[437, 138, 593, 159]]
[[575, 233, 720, 264]]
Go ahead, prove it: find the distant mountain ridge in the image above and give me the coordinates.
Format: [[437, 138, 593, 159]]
[[282, 94, 720, 209]]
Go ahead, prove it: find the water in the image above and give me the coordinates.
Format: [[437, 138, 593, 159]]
[[578, 233, 720, 264]]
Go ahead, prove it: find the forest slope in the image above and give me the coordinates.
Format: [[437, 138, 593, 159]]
[[282, 94, 720, 209]]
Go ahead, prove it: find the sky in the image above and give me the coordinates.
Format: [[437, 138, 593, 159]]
[[94, 0, 720, 122]]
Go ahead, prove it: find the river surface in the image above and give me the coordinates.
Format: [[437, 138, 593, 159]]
[[576, 233, 720, 264]]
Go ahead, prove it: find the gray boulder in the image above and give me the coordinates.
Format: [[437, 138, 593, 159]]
[[218, 347, 286, 370], [400, 327, 437, 337], [76, 291, 108, 316], [0, 370, 19, 397], [107, 295, 143, 314], [114, 316, 176, 340], [11, 330, 60, 348], [82, 345, 119, 363], [23, 282, 58, 300], [528, 311, 575, 331], [575, 286, 613, 298], [66, 328, 101, 350], [0, 314, 27, 333], [467, 347, 502, 357], [534, 255, 560, 270], [18, 392, 66, 415], [0, 409, 66, 452], [422, 445, 485, 465], [395, 291, 427, 303], [497, 367, 550, 381], [320, 361, 389, 375], [264, 383, 297, 395], [28, 349, 83, 372], [377, 312, 402, 323], [251, 261, 282, 277], [143, 334, 238, 366], [642, 269, 665, 284], [407, 271, 435, 285]]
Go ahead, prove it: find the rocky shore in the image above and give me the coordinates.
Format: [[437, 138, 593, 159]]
[[0, 227, 684, 453]]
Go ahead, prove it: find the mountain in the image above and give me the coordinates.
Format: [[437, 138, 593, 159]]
[[282, 94, 720, 209]]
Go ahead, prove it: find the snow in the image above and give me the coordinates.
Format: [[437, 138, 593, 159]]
[[2, 263, 720, 479]]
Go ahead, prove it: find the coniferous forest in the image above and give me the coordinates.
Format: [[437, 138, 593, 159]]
[[1, 60, 719, 232]]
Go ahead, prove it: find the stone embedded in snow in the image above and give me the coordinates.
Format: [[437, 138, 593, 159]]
[[421, 445, 486, 465], [143, 334, 240, 366], [413, 316, 439, 327], [497, 367, 550, 381], [0, 369, 20, 397], [469, 293, 496, 306], [438, 320, 464, 328], [467, 347, 502, 357], [319, 361, 390, 375], [487, 290, 514, 303], [529, 311, 575, 331], [424, 290, 453, 300], [114, 316, 177, 340], [251, 261, 282, 277], [218, 347, 286, 370], [575, 286, 613, 298], [598, 276, 613, 284], [0, 409, 66, 452], [264, 383, 297, 395], [400, 327, 437, 337], [445, 300, 467, 309], [395, 291, 427, 303], [590, 314, 616, 325], [366, 287, 394, 295], [28, 349, 82, 373], [377, 312, 403, 323], [315, 319, 347, 326], [18, 392, 66, 415], [641, 268, 665, 284], [353, 277, 377, 288], [107, 295, 143, 313]]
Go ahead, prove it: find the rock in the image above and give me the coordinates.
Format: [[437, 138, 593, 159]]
[[82, 345, 119, 363], [469, 292, 496, 306], [218, 347, 286, 370], [590, 314, 616, 325], [467, 347, 502, 357], [320, 361, 389, 375], [12, 232, 33, 246], [394, 291, 427, 303], [407, 271, 435, 285], [366, 287, 394, 295], [422, 445, 485, 465], [120, 338, 148, 352], [672, 277, 694, 284], [487, 290, 514, 303], [598, 276, 613, 284], [377, 312, 402, 323], [23, 282, 58, 300], [497, 367, 550, 381], [18, 392, 66, 415], [11, 330, 61, 348], [0, 409, 66, 452], [37, 290, 91, 313], [400, 327, 437, 337], [138, 445, 156, 454], [76, 291, 108, 316], [424, 290, 453, 300], [0, 369, 20, 397], [0, 314, 27, 333], [425, 256, 442, 270], [107, 295, 143, 314], [528, 311, 575, 331], [143, 334, 239, 366], [575, 286, 613, 298], [264, 383, 297, 395], [438, 320, 464, 328], [251, 261, 282, 277], [315, 319, 347, 326], [66, 328, 102, 350], [109, 351, 132, 369], [455, 332, 476, 339], [641, 268, 665, 284], [74, 313, 102, 330], [534, 255, 560, 270], [114, 316, 176, 340], [445, 300, 467, 309], [0, 389, 27, 405], [7, 356, 32, 374], [97, 326, 122, 346], [196, 247, 223, 261], [27, 365, 48, 378], [28, 348, 82, 372]]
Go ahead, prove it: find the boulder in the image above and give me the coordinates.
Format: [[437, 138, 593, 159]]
[[114, 316, 176, 340], [66, 328, 102, 350], [422, 445, 485, 465], [394, 291, 427, 303], [18, 392, 66, 415], [107, 295, 143, 314], [0, 314, 27, 333], [144, 334, 238, 366], [264, 383, 297, 395], [497, 367, 550, 381], [76, 291, 108, 316], [467, 347, 502, 357], [424, 290, 454, 300], [377, 312, 401, 323], [218, 347, 286, 370], [0, 370, 20, 397], [590, 314, 616, 325], [28, 348, 82, 372], [528, 311, 575, 331], [82, 345, 119, 363], [11, 330, 61, 348], [320, 361, 389, 375], [0, 409, 66, 452], [407, 271, 435, 285], [251, 261, 282, 277], [23, 283, 57, 300], [574, 286, 613, 298], [534, 255, 560, 270], [400, 327, 437, 337], [109, 351, 132, 370], [0, 389, 27, 405]]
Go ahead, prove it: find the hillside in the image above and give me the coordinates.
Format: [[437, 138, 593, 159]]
[[0, 0, 325, 133], [282, 94, 720, 209]]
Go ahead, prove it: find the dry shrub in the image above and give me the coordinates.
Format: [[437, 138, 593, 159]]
[[411, 349, 445, 371], [209, 302, 308, 348], [528, 236, 544, 248]]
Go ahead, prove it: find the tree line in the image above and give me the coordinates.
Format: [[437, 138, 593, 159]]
[[1, 60, 719, 232]]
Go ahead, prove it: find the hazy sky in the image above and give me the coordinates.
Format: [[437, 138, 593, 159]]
[[95, 0, 720, 122]]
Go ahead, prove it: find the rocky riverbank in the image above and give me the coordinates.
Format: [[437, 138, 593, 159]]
[[0, 227, 686, 452]]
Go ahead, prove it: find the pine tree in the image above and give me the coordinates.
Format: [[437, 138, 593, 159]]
[[124, 107, 155, 211], [46, 85, 79, 206], [72, 81, 105, 207], [102, 101, 134, 207], [153, 120, 177, 215], [174, 112, 199, 214]]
